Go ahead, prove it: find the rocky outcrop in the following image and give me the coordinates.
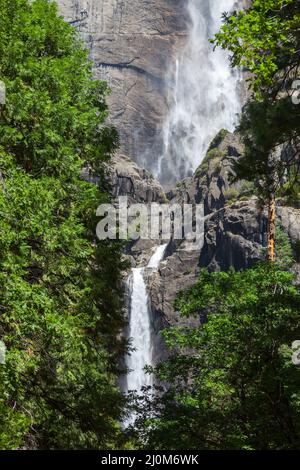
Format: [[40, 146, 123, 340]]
[[199, 198, 267, 272], [58, 0, 187, 169], [86, 116, 300, 354], [121, 132, 299, 334], [194, 130, 251, 213], [147, 204, 267, 332], [277, 206, 300, 283], [109, 154, 166, 204], [277, 206, 300, 242]]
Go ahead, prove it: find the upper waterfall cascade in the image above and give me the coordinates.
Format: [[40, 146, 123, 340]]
[[157, 0, 242, 186]]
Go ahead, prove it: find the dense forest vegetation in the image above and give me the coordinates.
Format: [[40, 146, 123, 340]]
[[0, 0, 127, 449], [0, 0, 300, 451]]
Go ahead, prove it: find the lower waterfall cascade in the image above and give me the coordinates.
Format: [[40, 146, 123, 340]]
[[124, 244, 168, 400]]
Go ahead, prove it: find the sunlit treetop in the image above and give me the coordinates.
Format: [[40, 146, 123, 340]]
[[214, 0, 300, 96]]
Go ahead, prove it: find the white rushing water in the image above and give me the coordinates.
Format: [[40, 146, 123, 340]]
[[125, 244, 168, 398], [157, 0, 242, 186], [147, 243, 169, 269]]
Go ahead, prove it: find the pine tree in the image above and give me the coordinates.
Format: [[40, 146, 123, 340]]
[[0, 0, 126, 449], [214, 0, 300, 261]]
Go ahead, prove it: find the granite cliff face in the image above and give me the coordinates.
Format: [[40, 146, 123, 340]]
[[58, 0, 187, 170]]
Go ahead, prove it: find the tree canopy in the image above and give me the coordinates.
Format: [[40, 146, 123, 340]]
[[214, 0, 300, 260], [0, 0, 126, 449], [133, 264, 300, 450], [214, 0, 300, 97]]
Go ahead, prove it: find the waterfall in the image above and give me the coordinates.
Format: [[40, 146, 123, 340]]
[[125, 268, 153, 395], [124, 244, 168, 397], [157, 0, 242, 186], [147, 244, 169, 269]]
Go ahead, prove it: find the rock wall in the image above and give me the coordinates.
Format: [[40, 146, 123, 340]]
[[57, 0, 187, 169]]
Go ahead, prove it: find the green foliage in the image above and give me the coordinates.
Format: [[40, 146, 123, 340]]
[[293, 239, 300, 263], [214, 0, 299, 95], [0, 0, 126, 449], [214, 1, 300, 201], [207, 129, 229, 152], [196, 148, 224, 175], [0, 382, 30, 449], [195, 130, 228, 176], [239, 180, 255, 198], [233, 98, 300, 199], [280, 168, 300, 206], [223, 187, 239, 204], [134, 265, 300, 450]]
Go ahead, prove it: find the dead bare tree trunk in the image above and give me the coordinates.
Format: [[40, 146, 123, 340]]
[[266, 149, 280, 262], [267, 194, 276, 262]]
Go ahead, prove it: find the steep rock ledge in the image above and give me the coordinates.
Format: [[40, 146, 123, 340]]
[[109, 154, 166, 204]]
